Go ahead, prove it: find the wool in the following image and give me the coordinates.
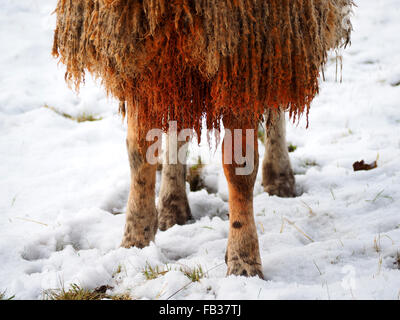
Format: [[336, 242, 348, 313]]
[[53, 0, 353, 136]]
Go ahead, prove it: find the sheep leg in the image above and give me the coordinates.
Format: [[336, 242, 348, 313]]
[[223, 121, 263, 278], [158, 133, 192, 231], [262, 110, 296, 197], [121, 110, 158, 248]]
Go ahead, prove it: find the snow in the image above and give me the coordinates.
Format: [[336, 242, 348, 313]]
[[1, 0, 400, 300]]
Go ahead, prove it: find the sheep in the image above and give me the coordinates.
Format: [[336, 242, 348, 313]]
[[52, 0, 353, 278]]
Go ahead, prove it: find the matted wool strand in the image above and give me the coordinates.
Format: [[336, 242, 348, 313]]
[[53, 0, 353, 138]]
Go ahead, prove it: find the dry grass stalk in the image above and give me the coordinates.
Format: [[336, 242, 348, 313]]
[[281, 217, 314, 242]]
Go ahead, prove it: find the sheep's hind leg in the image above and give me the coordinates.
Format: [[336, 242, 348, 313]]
[[223, 120, 263, 278], [262, 110, 296, 198], [121, 110, 158, 248], [158, 133, 192, 231]]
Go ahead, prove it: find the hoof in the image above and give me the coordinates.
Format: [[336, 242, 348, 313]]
[[121, 227, 156, 248], [158, 206, 192, 231], [262, 171, 296, 198], [158, 195, 192, 231], [263, 180, 296, 198], [226, 259, 264, 279], [121, 212, 157, 248], [262, 158, 296, 198], [225, 251, 264, 279], [121, 238, 150, 249]]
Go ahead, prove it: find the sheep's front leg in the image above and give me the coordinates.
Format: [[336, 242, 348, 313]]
[[223, 121, 263, 278], [262, 110, 296, 197], [158, 133, 192, 231], [121, 111, 158, 248]]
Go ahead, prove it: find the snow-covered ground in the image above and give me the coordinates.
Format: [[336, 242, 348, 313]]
[[1, 0, 400, 300]]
